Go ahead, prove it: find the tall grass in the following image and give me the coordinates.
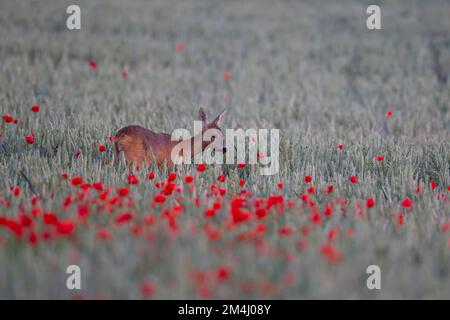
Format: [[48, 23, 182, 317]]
[[0, 0, 449, 299]]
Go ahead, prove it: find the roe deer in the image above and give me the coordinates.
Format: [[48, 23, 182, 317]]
[[114, 107, 226, 170]]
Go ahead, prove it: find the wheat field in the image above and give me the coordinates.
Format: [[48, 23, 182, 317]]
[[1, 0, 450, 299]]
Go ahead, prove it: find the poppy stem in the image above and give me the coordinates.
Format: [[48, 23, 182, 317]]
[[20, 169, 41, 198]]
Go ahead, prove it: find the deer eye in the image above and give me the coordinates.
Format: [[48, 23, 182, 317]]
[[211, 136, 216, 141]]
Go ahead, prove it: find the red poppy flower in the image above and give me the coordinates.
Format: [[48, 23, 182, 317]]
[[3, 219, 22, 237], [300, 226, 310, 236], [63, 196, 72, 208], [93, 181, 103, 191], [30, 195, 40, 206], [217, 175, 226, 183], [375, 155, 384, 161], [430, 181, 437, 190], [80, 183, 91, 190], [327, 227, 339, 242], [300, 193, 309, 203], [144, 213, 156, 225], [61, 172, 69, 179], [71, 176, 83, 186], [311, 212, 322, 225], [366, 197, 375, 208], [121, 71, 128, 78], [2, 114, 14, 123], [441, 221, 450, 233], [338, 143, 343, 151], [127, 174, 139, 185], [254, 224, 266, 235], [324, 205, 333, 217], [98, 145, 106, 152], [28, 232, 38, 246], [231, 208, 250, 224], [216, 266, 231, 281], [154, 182, 163, 188], [56, 219, 75, 235], [168, 172, 177, 182], [223, 71, 232, 80], [386, 109, 393, 118], [350, 175, 358, 184], [239, 179, 245, 187], [416, 185, 423, 194], [42, 231, 52, 240], [401, 197, 412, 208], [31, 105, 40, 112], [307, 186, 315, 194], [205, 226, 221, 241], [77, 206, 89, 219], [88, 60, 97, 69], [213, 200, 222, 210], [163, 182, 176, 195], [175, 42, 185, 52], [148, 171, 155, 180], [43, 212, 58, 225], [197, 163, 206, 172], [397, 212, 405, 225], [19, 214, 32, 227], [304, 176, 312, 183], [153, 194, 166, 203], [115, 212, 133, 225], [326, 185, 334, 193], [255, 208, 267, 218], [237, 163, 245, 169], [277, 182, 283, 189], [204, 208, 215, 217], [278, 226, 293, 237], [25, 135, 34, 144], [320, 243, 342, 263], [11, 186, 21, 197], [140, 281, 155, 298], [97, 228, 111, 241], [118, 187, 129, 196], [184, 175, 194, 183]]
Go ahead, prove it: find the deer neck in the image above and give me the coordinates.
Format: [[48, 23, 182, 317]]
[[190, 131, 206, 157], [175, 131, 205, 158]]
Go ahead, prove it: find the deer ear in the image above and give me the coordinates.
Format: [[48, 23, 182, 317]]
[[212, 110, 226, 126], [198, 107, 209, 123]]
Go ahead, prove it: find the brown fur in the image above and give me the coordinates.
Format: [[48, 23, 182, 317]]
[[114, 125, 178, 169], [114, 108, 226, 170]]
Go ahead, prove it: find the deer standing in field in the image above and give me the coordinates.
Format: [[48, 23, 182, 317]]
[[114, 107, 226, 170]]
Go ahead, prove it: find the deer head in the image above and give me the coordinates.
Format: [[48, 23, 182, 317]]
[[198, 107, 227, 153]]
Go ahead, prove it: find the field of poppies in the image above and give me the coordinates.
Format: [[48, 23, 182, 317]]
[[1, 0, 450, 299]]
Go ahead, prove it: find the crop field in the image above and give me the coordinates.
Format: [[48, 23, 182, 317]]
[[1, 0, 450, 299]]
